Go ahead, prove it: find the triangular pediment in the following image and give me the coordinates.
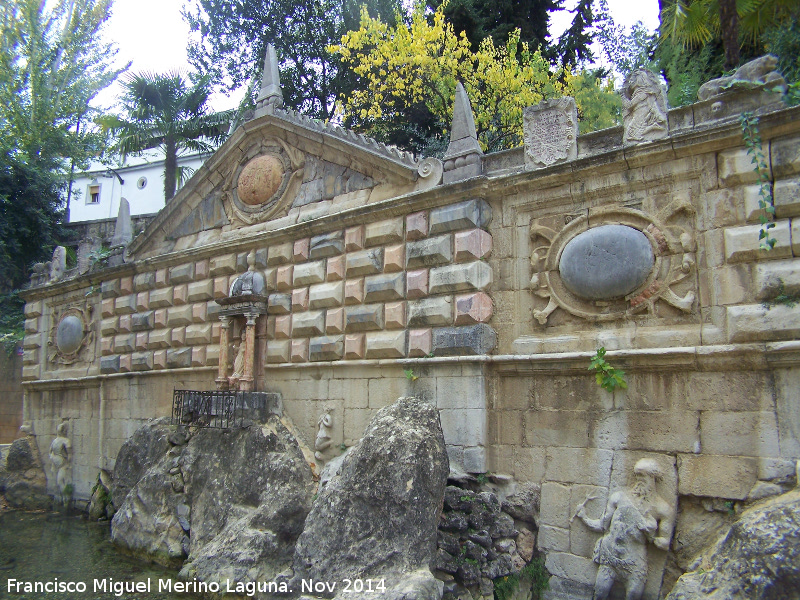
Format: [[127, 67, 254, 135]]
[[128, 110, 426, 258]]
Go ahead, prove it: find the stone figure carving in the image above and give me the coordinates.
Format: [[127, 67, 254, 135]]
[[697, 54, 786, 101], [574, 458, 676, 600], [523, 97, 578, 168], [229, 338, 246, 387], [621, 70, 668, 144], [49, 422, 72, 497], [49, 246, 67, 282], [314, 409, 334, 461]]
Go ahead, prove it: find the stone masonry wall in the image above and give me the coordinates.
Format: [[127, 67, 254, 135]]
[[0, 351, 23, 443]]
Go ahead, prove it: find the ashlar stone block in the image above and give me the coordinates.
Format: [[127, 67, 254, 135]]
[[131, 311, 155, 332], [292, 287, 309, 311], [169, 263, 195, 284], [134, 272, 156, 292], [408, 296, 453, 327], [346, 248, 383, 277], [291, 338, 309, 362], [346, 304, 384, 332], [185, 324, 212, 345], [101, 299, 115, 318], [114, 295, 137, 315], [294, 238, 310, 262], [167, 306, 193, 327], [276, 265, 294, 291], [345, 333, 365, 359], [326, 307, 344, 334], [101, 279, 120, 299], [153, 350, 167, 369], [114, 334, 134, 353], [167, 348, 192, 369], [365, 217, 403, 246], [266, 242, 292, 267], [101, 317, 118, 336], [724, 220, 792, 263], [154, 309, 168, 328], [135, 333, 148, 351], [327, 255, 345, 281], [309, 281, 343, 309], [192, 303, 207, 323], [101, 338, 113, 356], [100, 356, 120, 374], [294, 260, 326, 287], [136, 292, 149, 311], [344, 278, 364, 305], [454, 229, 492, 262], [454, 292, 493, 325], [406, 211, 428, 240], [408, 328, 432, 357], [406, 235, 452, 268], [364, 272, 405, 302], [384, 244, 405, 273], [210, 254, 237, 275], [677, 454, 757, 500], [119, 276, 134, 295], [274, 315, 292, 339], [148, 288, 173, 308], [195, 258, 210, 279], [147, 329, 171, 349], [310, 335, 344, 361], [407, 269, 429, 299], [292, 310, 325, 337], [365, 330, 407, 358], [429, 261, 492, 294], [266, 340, 290, 363], [310, 231, 344, 258], [429, 199, 491, 234], [171, 327, 186, 347], [774, 178, 800, 218], [23, 301, 43, 318], [187, 280, 214, 302], [155, 268, 169, 288], [172, 284, 188, 306], [345, 225, 365, 251], [191, 347, 206, 367], [432, 324, 497, 356], [118, 315, 132, 333], [131, 352, 154, 372], [385, 301, 405, 329]]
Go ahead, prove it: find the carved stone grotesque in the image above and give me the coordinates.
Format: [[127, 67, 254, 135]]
[[697, 54, 786, 101], [49, 421, 72, 497], [575, 458, 676, 600], [49, 246, 67, 282], [621, 69, 668, 144]]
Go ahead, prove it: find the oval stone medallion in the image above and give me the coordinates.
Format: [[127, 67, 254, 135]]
[[559, 225, 654, 300], [56, 315, 84, 354], [237, 155, 285, 206]]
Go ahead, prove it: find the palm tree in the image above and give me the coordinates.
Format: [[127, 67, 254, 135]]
[[100, 72, 233, 201]]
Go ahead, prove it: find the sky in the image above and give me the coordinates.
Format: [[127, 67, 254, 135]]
[[94, 0, 661, 113]]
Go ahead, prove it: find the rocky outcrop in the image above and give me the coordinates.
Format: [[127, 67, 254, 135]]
[[666, 489, 800, 599], [0, 435, 49, 510], [290, 396, 449, 599]]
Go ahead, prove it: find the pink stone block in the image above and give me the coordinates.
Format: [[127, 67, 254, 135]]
[[455, 292, 493, 325], [136, 292, 149, 311], [135, 333, 148, 351], [101, 299, 115, 319], [292, 287, 309, 311], [345, 333, 365, 359], [276, 265, 294, 291], [213, 277, 228, 299], [406, 211, 428, 240], [275, 315, 292, 339], [153, 350, 167, 369], [191, 347, 206, 367], [385, 301, 406, 329], [291, 338, 308, 362], [173, 284, 188, 306], [155, 268, 169, 288], [192, 303, 207, 323], [119, 354, 132, 373], [119, 276, 134, 295], [118, 315, 132, 333], [454, 229, 492, 262], [344, 278, 364, 305], [406, 269, 429, 299], [101, 338, 113, 356], [195, 259, 210, 280], [211, 323, 221, 343], [408, 328, 432, 357], [345, 225, 365, 251], [154, 309, 168, 328], [327, 255, 345, 281], [326, 307, 344, 334], [171, 327, 186, 347], [294, 238, 310, 262], [384, 244, 405, 273]]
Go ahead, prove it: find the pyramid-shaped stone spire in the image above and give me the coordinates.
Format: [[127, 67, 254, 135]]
[[255, 44, 283, 111], [443, 82, 482, 184]]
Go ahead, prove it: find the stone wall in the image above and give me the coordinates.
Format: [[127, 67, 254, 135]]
[[0, 350, 23, 443]]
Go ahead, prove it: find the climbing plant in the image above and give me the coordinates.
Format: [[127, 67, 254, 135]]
[[738, 112, 776, 250], [589, 347, 627, 393]]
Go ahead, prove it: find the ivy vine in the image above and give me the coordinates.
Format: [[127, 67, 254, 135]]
[[738, 112, 776, 250]]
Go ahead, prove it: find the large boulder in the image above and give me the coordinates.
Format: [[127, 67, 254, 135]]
[[666, 489, 800, 599], [290, 396, 449, 600], [1, 436, 49, 510]]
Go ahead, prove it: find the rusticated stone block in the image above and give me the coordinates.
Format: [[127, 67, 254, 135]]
[[268, 241, 293, 266], [131, 311, 155, 331], [310, 335, 344, 361], [326, 307, 344, 334], [118, 314, 132, 333], [119, 276, 134, 295], [407, 269, 429, 299], [169, 263, 195, 284], [432, 324, 496, 355], [211, 323, 221, 343], [210, 254, 237, 275], [774, 178, 800, 218], [191, 347, 206, 367], [131, 351, 153, 371], [187, 280, 214, 302], [153, 350, 167, 369], [147, 329, 171, 349], [167, 348, 192, 369], [274, 315, 291, 339], [134, 272, 156, 291], [266, 340, 291, 363], [24, 317, 38, 334], [185, 324, 212, 345], [310, 281, 343, 309], [346, 304, 384, 332], [236, 252, 248, 272], [101, 339, 113, 356], [172, 284, 188, 306], [294, 238, 310, 262], [344, 278, 364, 305], [406, 211, 428, 240], [114, 334, 135, 353], [718, 147, 768, 187], [726, 303, 800, 342], [345, 333, 365, 359], [192, 303, 207, 323], [678, 454, 757, 500], [385, 301, 405, 329], [263, 267, 277, 292], [292, 287, 309, 311], [292, 310, 325, 337], [406, 235, 452, 268], [455, 229, 492, 261], [365, 217, 403, 247], [345, 225, 365, 251], [21, 348, 37, 365], [408, 296, 453, 327], [121, 355, 132, 372], [429, 262, 492, 294], [115, 295, 137, 315], [268, 293, 292, 315], [101, 317, 118, 336], [455, 292, 493, 325], [195, 259, 210, 279], [365, 330, 407, 358], [154, 309, 168, 328], [148, 288, 173, 308], [310, 231, 344, 258], [155, 268, 169, 287], [168, 305, 193, 327], [23, 301, 42, 318], [100, 356, 120, 374], [101, 279, 120, 299], [364, 272, 405, 302], [205, 345, 220, 366], [136, 292, 149, 311], [213, 277, 229, 299], [171, 327, 186, 347], [346, 248, 383, 277], [408, 328, 432, 357], [429, 199, 491, 234], [135, 333, 148, 351], [327, 255, 345, 281], [206, 301, 220, 321], [724, 221, 792, 263], [291, 338, 309, 362], [101, 299, 115, 318], [276, 265, 294, 291], [384, 244, 405, 273], [294, 260, 326, 286]]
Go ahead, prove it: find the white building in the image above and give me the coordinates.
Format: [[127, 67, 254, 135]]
[[66, 151, 213, 223]]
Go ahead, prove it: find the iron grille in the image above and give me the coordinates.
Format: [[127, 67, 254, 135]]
[[172, 390, 281, 429]]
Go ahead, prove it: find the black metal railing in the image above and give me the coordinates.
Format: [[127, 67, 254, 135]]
[[172, 390, 282, 429]]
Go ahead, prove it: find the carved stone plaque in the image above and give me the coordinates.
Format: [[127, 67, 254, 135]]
[[523, 97, 578, 169]]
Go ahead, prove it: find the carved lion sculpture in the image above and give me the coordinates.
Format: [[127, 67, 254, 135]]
[[698, 54, 786, 101]]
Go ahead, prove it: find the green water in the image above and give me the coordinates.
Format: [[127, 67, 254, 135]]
[[0, 511, 200, 600]]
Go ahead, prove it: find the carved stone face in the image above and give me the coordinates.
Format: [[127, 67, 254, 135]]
[[237, 155, 285, 206]]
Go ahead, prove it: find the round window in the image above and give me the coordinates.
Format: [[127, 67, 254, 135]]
[[137, 177, 147, 190]]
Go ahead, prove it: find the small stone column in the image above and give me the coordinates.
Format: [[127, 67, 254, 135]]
[[240, 312, 257, 392], [216, 316, 231, 390]]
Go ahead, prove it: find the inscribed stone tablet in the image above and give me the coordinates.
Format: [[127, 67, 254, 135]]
[[523, 97, 578, 168]]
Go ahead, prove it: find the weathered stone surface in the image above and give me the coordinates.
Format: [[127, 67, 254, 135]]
[[365, 331, 407, 358], [310, 231, 345, 258], [291, 397, 448, 598], [429, 199, 491, 235], [365, 217, 404, 247], [292, 310, 325, 337], [100, 355, 120, 374], [294, 260, 326, 286], [1, 436, 49, 509], [364, 272, 405, 302], [666, 490, 800, 600], [310, 335, 344, 361], [268, 293, 292, 315], [309, 281, 344, 309], [559, 225, 654, 300], [169, 263, 195, 284], [346, 248, 383, 277], [408, 297, 453, 327], [524, 97, 578, 168], [346, 304, 384, 332], [131, 311, 155, 332], [432, 324, 497, 356], [111, 418, 174, 509], [429, 262, 492, 294], [166, 348, 192, 369], [407, 235, 452, 268], [501, 482, 541, 526]]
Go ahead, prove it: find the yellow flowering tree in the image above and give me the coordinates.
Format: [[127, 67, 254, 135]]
[[331, 4, 620, 153]]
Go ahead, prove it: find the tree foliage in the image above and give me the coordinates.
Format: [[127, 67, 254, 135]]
[[183, 0, 401, 120], [594, 0, 658, 81], [331, 5, 620, 154]]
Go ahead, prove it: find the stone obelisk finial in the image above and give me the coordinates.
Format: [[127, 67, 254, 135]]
[[255, 44, 283, 112], [442, 82, 483, 184]]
